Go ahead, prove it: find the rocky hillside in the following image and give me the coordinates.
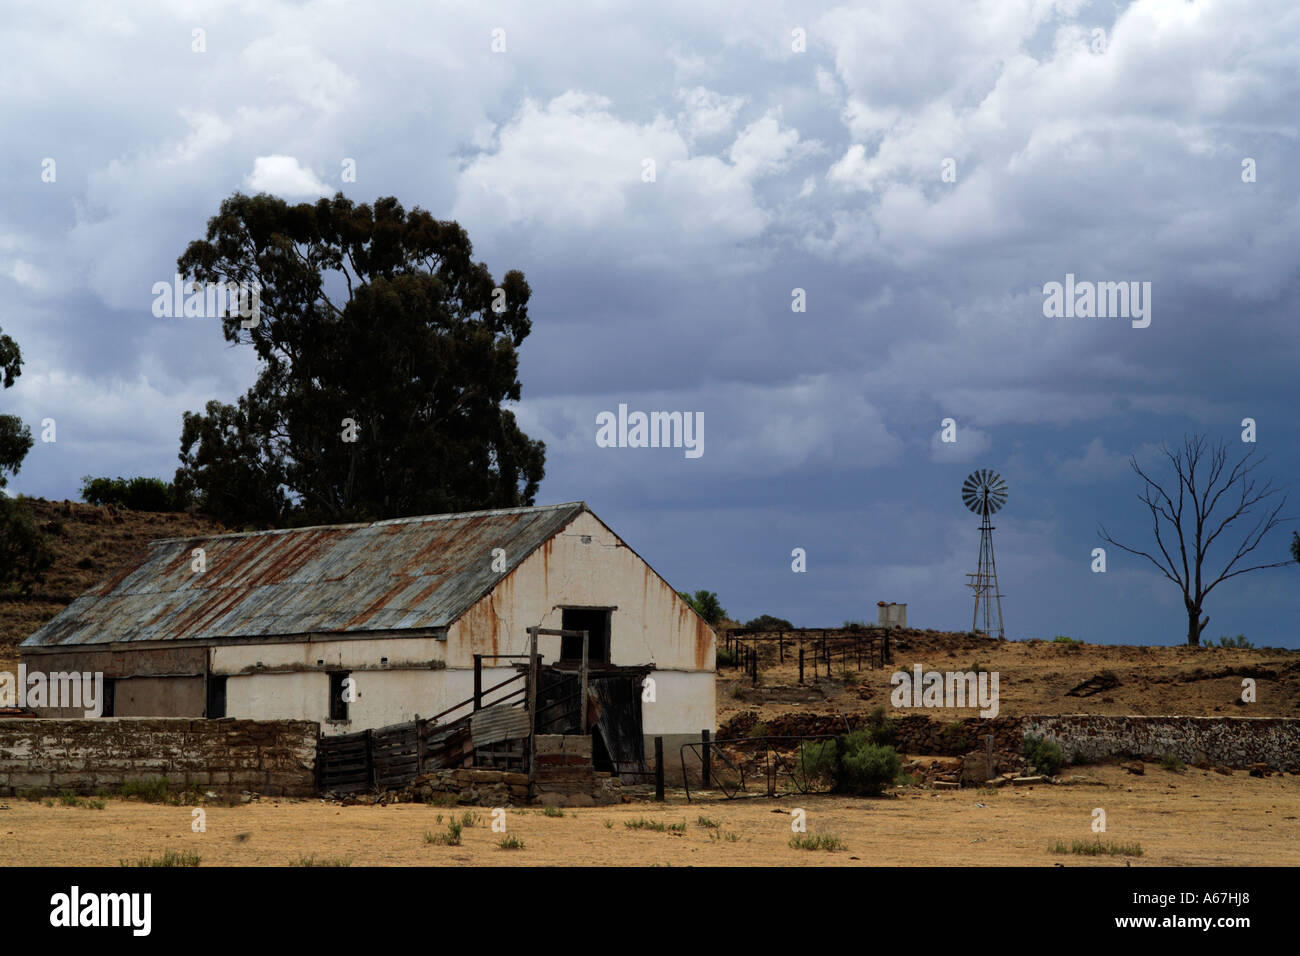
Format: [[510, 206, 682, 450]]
[[0, 498, 227, 669]]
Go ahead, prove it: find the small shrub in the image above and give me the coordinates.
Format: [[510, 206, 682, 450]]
[[119, 778, 169, 803], [426, 820, 464, 846], [121, 849, 201, 867], [715, 648, 739, 668], [624, 817, 684, 833], [1022, 735, 1067, 776], [1216, 634, 1254, 649], [603, 820, 613, 829], [497, 836, 525, 850], [58, 791, 83, 807], [540, 805, 564, 818], [1158, 754, 1186, 773], [1051, 635, 1081, 646], [939, 721, 973, 753], [695, 815, 721, 829], [460, 810, 481, 828], [789, 833, 846, 851], [797, 739, 839, 786], [291, 855, 351, 867], [839, 740, 902, 796], [745, 615, 793, 631], [86, 798, 107, 810], [862, 705, 897, 746], [1048, 839, 1143, 857], [745, 721, 769, 739]]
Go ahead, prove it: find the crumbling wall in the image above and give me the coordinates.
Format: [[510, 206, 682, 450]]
[[0, 718, 318, 796], [1024, 715, 1300, 771], [718, 711, 1300, 770]]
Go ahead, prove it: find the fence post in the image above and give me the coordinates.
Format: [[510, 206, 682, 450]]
[[701, 730, 711, 789], [473, 655, 482, 711], [778, 631, 784, 663], [798, 647, 804, 684], [985, 734, 994, 782], [654, 736, 665, 801]]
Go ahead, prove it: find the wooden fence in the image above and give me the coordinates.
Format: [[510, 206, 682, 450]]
[[317, 713, 478, 794]]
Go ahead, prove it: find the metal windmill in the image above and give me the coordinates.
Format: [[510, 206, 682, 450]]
[[962, 469, 1007, 639]]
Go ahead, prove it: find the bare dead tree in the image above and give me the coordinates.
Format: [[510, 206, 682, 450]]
[[1098, 435, 1293, 646]]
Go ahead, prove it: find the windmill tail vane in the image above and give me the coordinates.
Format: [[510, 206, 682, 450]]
[[962, 470, 1006, 639]]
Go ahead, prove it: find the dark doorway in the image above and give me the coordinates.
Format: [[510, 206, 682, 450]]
[[101, 678, 115, 717], [329, 671, 351, 721], [560, 608, 611, 663], [207, 676, 227, 718]]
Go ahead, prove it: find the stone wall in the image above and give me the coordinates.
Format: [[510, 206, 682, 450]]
[[0, 718, 319, 797], [718, 710, 1300, 770], [1024, 715, 1300, 771]]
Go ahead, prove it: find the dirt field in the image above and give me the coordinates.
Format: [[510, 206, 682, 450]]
[[719, 629, 1300, 725], [3, 763, 1296, 867]]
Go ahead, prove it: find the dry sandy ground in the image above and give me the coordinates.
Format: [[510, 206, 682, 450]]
[[718, 631, 1300, 726], [2, 764, 1296, 867]]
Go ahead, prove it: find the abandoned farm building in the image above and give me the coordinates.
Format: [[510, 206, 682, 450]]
[[19, 502, 716, 759]]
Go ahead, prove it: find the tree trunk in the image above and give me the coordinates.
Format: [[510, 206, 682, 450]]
[[1187, 606, 1208, 646]]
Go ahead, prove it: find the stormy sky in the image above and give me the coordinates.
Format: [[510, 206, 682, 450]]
[[2, 0, 1297, 645]]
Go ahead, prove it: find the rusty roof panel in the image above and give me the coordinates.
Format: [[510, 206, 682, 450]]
[[21, 502, 587, 647]]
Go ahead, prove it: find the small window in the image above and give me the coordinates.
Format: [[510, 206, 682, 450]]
[[329, 671, 351, 721], [207, 676, 227, 719], [561, 608, 611, 663]]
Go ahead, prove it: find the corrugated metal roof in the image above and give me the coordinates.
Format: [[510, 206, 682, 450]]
[[21, 502, 588, 648]]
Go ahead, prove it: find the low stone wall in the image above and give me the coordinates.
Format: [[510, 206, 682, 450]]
[[0, 718, 319, 797], [1024, 715, 1300, 771], [718, 710, 1300, 770]]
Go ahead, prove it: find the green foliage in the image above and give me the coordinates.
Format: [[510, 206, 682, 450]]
[[425, 820, 464, 846], [789, 833, 846, 851], [1022, 735, 1067, 776], [0, 495, 55, 596], [1215, 634, 1254, 649], [1158, 754, 1186, 773], [862, 706, 898, 747], [695, 815, 721, 829], [715, 647, 739, 668], [0, 325, 33, 491], [1292, 531, 1300, 565], [678, 589, 727, 626], [119, 778, 170, 803], [797, 739, 839, 786], [939, 721, 973, 753], [540, 805, 564, 818], [842, 619, 869, 630], [80, 475, 191, 512], [623, 817, 686, 833], [1048, 839, 1142, 857], [839, 739, 902, 796], [744, 614, 793, 630], [291, 855, 352, 866], [497, 836, 525, 850], [173, 192, 546, 528], [122, 849, 201, 867]]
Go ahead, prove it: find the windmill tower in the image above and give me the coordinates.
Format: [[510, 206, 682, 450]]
[[962, 469, 1006, 639]]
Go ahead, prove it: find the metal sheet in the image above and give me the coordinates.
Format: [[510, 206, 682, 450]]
[[21, 503, 586, 647], [470, 701, 531, 747]]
